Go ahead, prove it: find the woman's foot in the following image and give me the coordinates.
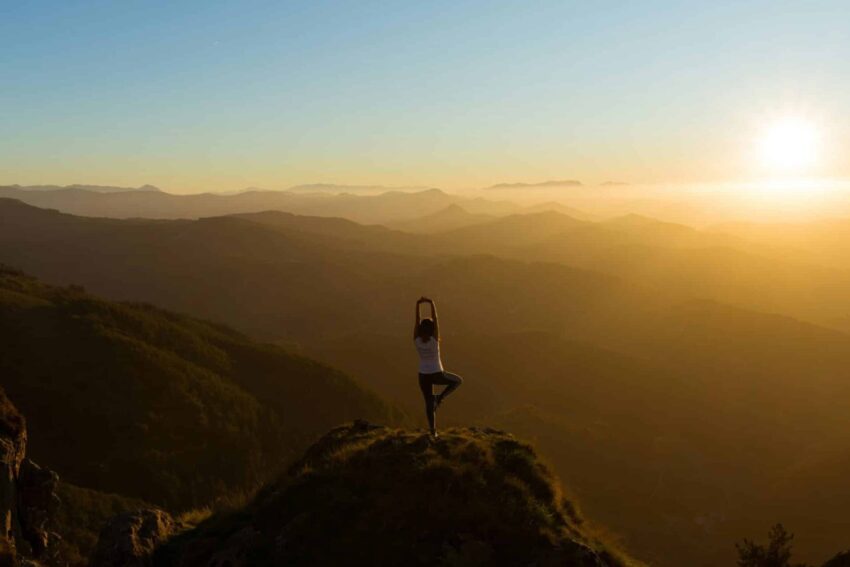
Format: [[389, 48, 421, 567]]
[[433, 393, 442, 410], [429, 430, 439, 440]]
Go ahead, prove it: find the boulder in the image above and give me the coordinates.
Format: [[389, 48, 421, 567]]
[[90, 509, 176, 567]]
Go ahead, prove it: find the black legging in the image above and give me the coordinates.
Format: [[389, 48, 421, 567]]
[[419, 371, 463, 434]]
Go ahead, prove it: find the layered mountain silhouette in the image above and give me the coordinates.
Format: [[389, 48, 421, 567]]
[[2, 198, 850, 564], [0, 185, 519, 224], [386, 204, 496, 233], [713, 217, 850, 271], [423, 211, 850, 327]]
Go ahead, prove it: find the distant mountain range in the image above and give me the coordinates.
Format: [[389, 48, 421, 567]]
[[0, 185, 520, 223], [7, 183, 161, 193], [486, 179, 583, 189], [285, 183, 436, 193], [0, 183, 596, 226]]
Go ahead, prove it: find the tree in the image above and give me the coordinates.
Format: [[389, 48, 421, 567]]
[[736, 524, 812, 567]]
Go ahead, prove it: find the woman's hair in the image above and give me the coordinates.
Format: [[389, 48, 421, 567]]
[[417, 318, 435, 339]]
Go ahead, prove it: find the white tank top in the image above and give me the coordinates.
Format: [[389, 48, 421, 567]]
[[414, 337, 444, 374]]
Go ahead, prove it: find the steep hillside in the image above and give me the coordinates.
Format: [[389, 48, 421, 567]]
[[0, 267, 401, 510], [153, 421, 642, 567]]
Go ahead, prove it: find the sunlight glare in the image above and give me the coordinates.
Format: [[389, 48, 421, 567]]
[[757, 117, 820, 173]]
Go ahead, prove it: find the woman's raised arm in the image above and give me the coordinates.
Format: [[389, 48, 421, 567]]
[[430, 299, 439, 341], [414, 297, 426, 339]]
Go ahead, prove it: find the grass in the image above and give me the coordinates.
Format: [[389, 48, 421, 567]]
[[155, 421, 645, 567]]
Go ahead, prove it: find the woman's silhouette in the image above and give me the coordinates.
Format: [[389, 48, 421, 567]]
[[414, 297, 463, 438]]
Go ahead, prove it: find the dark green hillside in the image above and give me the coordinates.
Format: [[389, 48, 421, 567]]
[[0, 267, 401, 509], [155, 421, 643, 567]]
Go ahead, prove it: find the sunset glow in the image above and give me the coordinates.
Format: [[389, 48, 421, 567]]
[[757, 117, 821, 174]]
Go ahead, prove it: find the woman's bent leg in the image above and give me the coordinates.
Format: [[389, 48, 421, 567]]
[[436, 372, 463, 405]]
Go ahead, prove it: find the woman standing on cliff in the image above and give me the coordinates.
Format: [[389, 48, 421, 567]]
[[414, 297, 463, 439]]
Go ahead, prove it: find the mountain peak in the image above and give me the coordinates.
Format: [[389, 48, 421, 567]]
[[156, 420, 637, 566]]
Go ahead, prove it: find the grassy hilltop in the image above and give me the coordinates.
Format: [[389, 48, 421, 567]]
[[156, 421, 643, 567]]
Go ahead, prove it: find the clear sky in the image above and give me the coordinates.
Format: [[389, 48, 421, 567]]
[[2, 0, 848, 193]]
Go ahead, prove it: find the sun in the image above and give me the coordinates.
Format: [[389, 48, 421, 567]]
[[756, 117, 820, 173]]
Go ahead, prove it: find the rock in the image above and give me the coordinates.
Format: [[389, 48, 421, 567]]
[[90, 509, 175, 567], [0, 390, 60, 567], [17, 460, 59, 559], [0, 390, 27, 560]]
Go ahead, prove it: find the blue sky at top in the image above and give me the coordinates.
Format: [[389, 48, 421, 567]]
[[1, 0, 848, 191]]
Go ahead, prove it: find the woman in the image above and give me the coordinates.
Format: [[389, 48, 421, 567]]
[[414, 296, 463, 438]]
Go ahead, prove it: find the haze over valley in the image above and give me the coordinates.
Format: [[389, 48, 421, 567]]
[[3, 184, 850, 565]]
